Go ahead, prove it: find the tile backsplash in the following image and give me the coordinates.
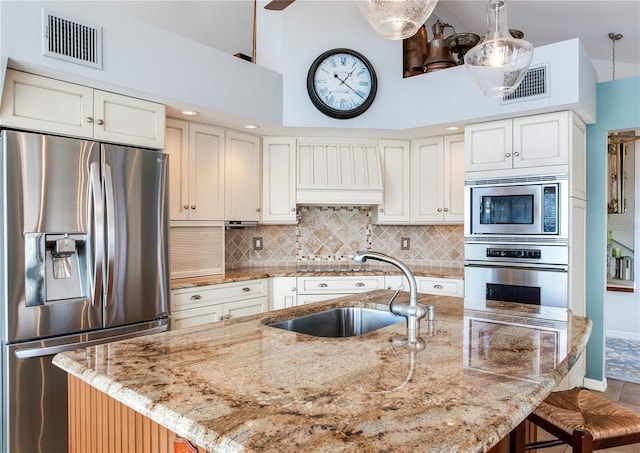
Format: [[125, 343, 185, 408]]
[[225, 206, 464, 269]]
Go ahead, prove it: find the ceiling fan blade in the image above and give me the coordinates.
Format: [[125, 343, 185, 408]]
[[264, 0, 295, 11]]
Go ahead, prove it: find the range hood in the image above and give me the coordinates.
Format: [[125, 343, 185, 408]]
[[296, 139, 383, 205], [224, 221, 258, 229]]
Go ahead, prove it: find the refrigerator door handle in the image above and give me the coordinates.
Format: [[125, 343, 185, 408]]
[[103, 163, 116, 309], [90, 162, 104, 309], [13, 325, 168, 359]]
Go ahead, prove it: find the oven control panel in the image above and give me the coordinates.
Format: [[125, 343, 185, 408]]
[[486, 248, 541, 259]]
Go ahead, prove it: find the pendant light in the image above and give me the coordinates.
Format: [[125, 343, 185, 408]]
[[464, 0, 533, 97], [358, 0, 439, 40]]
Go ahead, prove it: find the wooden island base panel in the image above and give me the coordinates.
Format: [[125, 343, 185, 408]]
[[56, 291, 591, 453], [68, 374, 203, 453]]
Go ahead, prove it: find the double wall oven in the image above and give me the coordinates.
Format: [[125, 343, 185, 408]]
[[464, 175, 569, 319]]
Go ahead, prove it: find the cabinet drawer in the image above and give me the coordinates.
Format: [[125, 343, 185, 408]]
[[297, 276, 384, 294], [172, 279, 268, 310], [417, 278, 463, 297], [172, 304, 223, 329]]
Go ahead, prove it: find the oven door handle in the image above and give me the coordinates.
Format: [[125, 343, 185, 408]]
[[464, 262, 568, 272]]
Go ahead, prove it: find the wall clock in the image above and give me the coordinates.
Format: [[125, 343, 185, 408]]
[[306, 48, 377, 119]]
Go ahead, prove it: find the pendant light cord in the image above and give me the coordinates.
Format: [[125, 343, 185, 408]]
[[608, 32, 623, 80]]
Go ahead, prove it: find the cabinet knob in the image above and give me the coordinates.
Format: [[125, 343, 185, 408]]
[[190, 205, 196, 209], [256, 208, 261, 212], [242, 287, 251, 292], [183, 204, 189, 209], [291, 287, 296, 292], [379, 208, 384, 213], [514, 152, 520, 157], [318, 283, 328, 288], [437, 208, 443, 212], [433, 284, 443, 290], [291, 208, 296, 212], [355, 282, 365, 287], [96, 119, 104, 125], [86, 117, 94, 123], [505, 153, 511, 158], [190, 294, 202, 300], [219, 314, 231, 321], [443, 208, 449, 212]]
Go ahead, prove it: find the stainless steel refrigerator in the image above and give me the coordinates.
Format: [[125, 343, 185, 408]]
[[0, 130, 170, 453]]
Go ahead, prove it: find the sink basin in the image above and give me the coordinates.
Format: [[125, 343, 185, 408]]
[[265, 307, 404, 338]]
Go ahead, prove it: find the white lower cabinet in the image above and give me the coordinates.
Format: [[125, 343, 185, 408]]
[[295, 275, 385, 305], [269, 277, 298, 310], [171, 279, 268, 329], [384, 275, 464, 297]]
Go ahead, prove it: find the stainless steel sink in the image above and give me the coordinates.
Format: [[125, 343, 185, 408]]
[[264, 307, 404, 338]]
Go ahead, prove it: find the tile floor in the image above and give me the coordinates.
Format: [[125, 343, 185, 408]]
[[531, 379, 640, 452]]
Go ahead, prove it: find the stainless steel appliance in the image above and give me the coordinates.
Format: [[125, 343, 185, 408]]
[[464, 242, 568, 320], [464, 175, 568, 238], [0, 130, 170, 453]]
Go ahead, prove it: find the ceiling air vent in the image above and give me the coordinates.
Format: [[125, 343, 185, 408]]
[[42, 9, 102, 69], [501, 63, 549, 104]]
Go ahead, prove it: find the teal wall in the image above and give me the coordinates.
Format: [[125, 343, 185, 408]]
[[586, 76, 640, 382]]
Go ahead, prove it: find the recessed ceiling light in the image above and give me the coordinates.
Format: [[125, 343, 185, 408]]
[[445, 125, 461, 131], [181, 110, 199, 116], [244, 124, 259, 129]]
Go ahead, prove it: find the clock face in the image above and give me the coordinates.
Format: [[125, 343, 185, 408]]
[[307, 48, 377, 119]]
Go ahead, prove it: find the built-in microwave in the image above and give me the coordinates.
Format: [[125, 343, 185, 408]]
[[465, 176, 568, 238]]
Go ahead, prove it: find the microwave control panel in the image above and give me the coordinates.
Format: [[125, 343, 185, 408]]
[[486, 248, 541, 259]]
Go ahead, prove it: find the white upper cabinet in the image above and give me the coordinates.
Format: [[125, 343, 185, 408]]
[[411, 135, 465, 224], [261, 137, 297, 224], [376, 135, 464, 225], [374, 140, 411, 224], [225, 131, 261, 221], [165, 119, 225, 221], [0, 69, 165, 149], [465, 111, 571, 178]]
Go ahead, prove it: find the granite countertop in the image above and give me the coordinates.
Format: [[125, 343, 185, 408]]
[[53, 291, 591, 453], [171, 265, 465, 290]]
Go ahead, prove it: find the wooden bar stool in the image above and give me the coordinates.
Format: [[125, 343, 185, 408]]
[[517, 387, 640, 453]]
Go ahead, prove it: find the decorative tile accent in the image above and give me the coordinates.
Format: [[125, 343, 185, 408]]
[[225, 207, 464, 269]]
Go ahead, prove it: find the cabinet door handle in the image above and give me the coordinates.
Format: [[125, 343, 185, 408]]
[[291, 287, 296, 292], [242, 287, 251, 292], [505, 153, 511, 158], [379, 208, 384, 213], [96, 119, 104, 125], [291, 208, 296, 212], [437, 208, 442, 212], [256, 208, 261, 212], [443, 208, 449, 212], [219, 314, 231, 321], [514, 152, 520, 157], [433, 284, 443, 290], [86, 117, 94, 123], [190, 294, 202, 300], [318, 283, 328, 288], [190, 205, 196, 209], [355, 282, 365, 287], [183, 204, 189, 209]]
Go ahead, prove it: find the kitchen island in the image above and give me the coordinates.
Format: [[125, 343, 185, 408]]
[[53, 290, 591, 452]]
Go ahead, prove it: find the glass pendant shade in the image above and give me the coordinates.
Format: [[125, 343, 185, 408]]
[[464, 0, 534, 97], [358, 0, 439, 40]]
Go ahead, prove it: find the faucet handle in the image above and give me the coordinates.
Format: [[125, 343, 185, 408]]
[[387, 285, 405, 311]]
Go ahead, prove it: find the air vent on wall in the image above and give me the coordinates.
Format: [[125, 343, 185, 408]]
[[42, 9, 102, 69], [501, 63, 549, 104]]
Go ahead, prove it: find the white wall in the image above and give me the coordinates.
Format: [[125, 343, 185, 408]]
[[0, 1, 284, 128], [263, 1, 597, 135], [1, 1, 597, 139]]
